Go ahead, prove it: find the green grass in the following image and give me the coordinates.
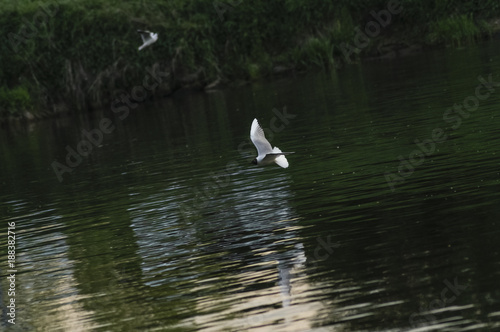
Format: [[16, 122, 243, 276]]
[[0, 86, 32, 117], [296, 36, 335, 68], [427, 14, 482, 47], [0, 0, 499, 120]]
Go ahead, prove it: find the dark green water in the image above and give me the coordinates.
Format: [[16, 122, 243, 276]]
[[2, 40, 500, 331]]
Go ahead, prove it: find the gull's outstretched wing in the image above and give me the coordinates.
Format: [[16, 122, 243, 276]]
[[137, 30, 157, 50], [137, 30, 150, 43], [250, 118, 273, 156], [271, 147, 289, 168]]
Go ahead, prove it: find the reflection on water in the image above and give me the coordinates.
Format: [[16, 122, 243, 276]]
[[2, 40, 500, 331]]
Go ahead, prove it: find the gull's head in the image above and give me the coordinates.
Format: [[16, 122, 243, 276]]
[[251, 158, 258, 165]]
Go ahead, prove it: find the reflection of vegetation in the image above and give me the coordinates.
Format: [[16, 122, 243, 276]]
[[2, 36, 500, 330], [1, 0, 500, 119]]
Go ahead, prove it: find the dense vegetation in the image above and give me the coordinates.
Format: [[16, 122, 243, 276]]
[[1, 0, 500, 120]]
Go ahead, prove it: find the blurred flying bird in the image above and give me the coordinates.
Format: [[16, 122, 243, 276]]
[[137, 30, 158, 51]]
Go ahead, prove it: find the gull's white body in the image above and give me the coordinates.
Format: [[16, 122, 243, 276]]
[[250, 118, 293, 168], [137, 30, 158, 51]]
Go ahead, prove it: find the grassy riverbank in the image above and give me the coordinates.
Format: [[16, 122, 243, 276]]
[[1, 0, 500, 121]]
